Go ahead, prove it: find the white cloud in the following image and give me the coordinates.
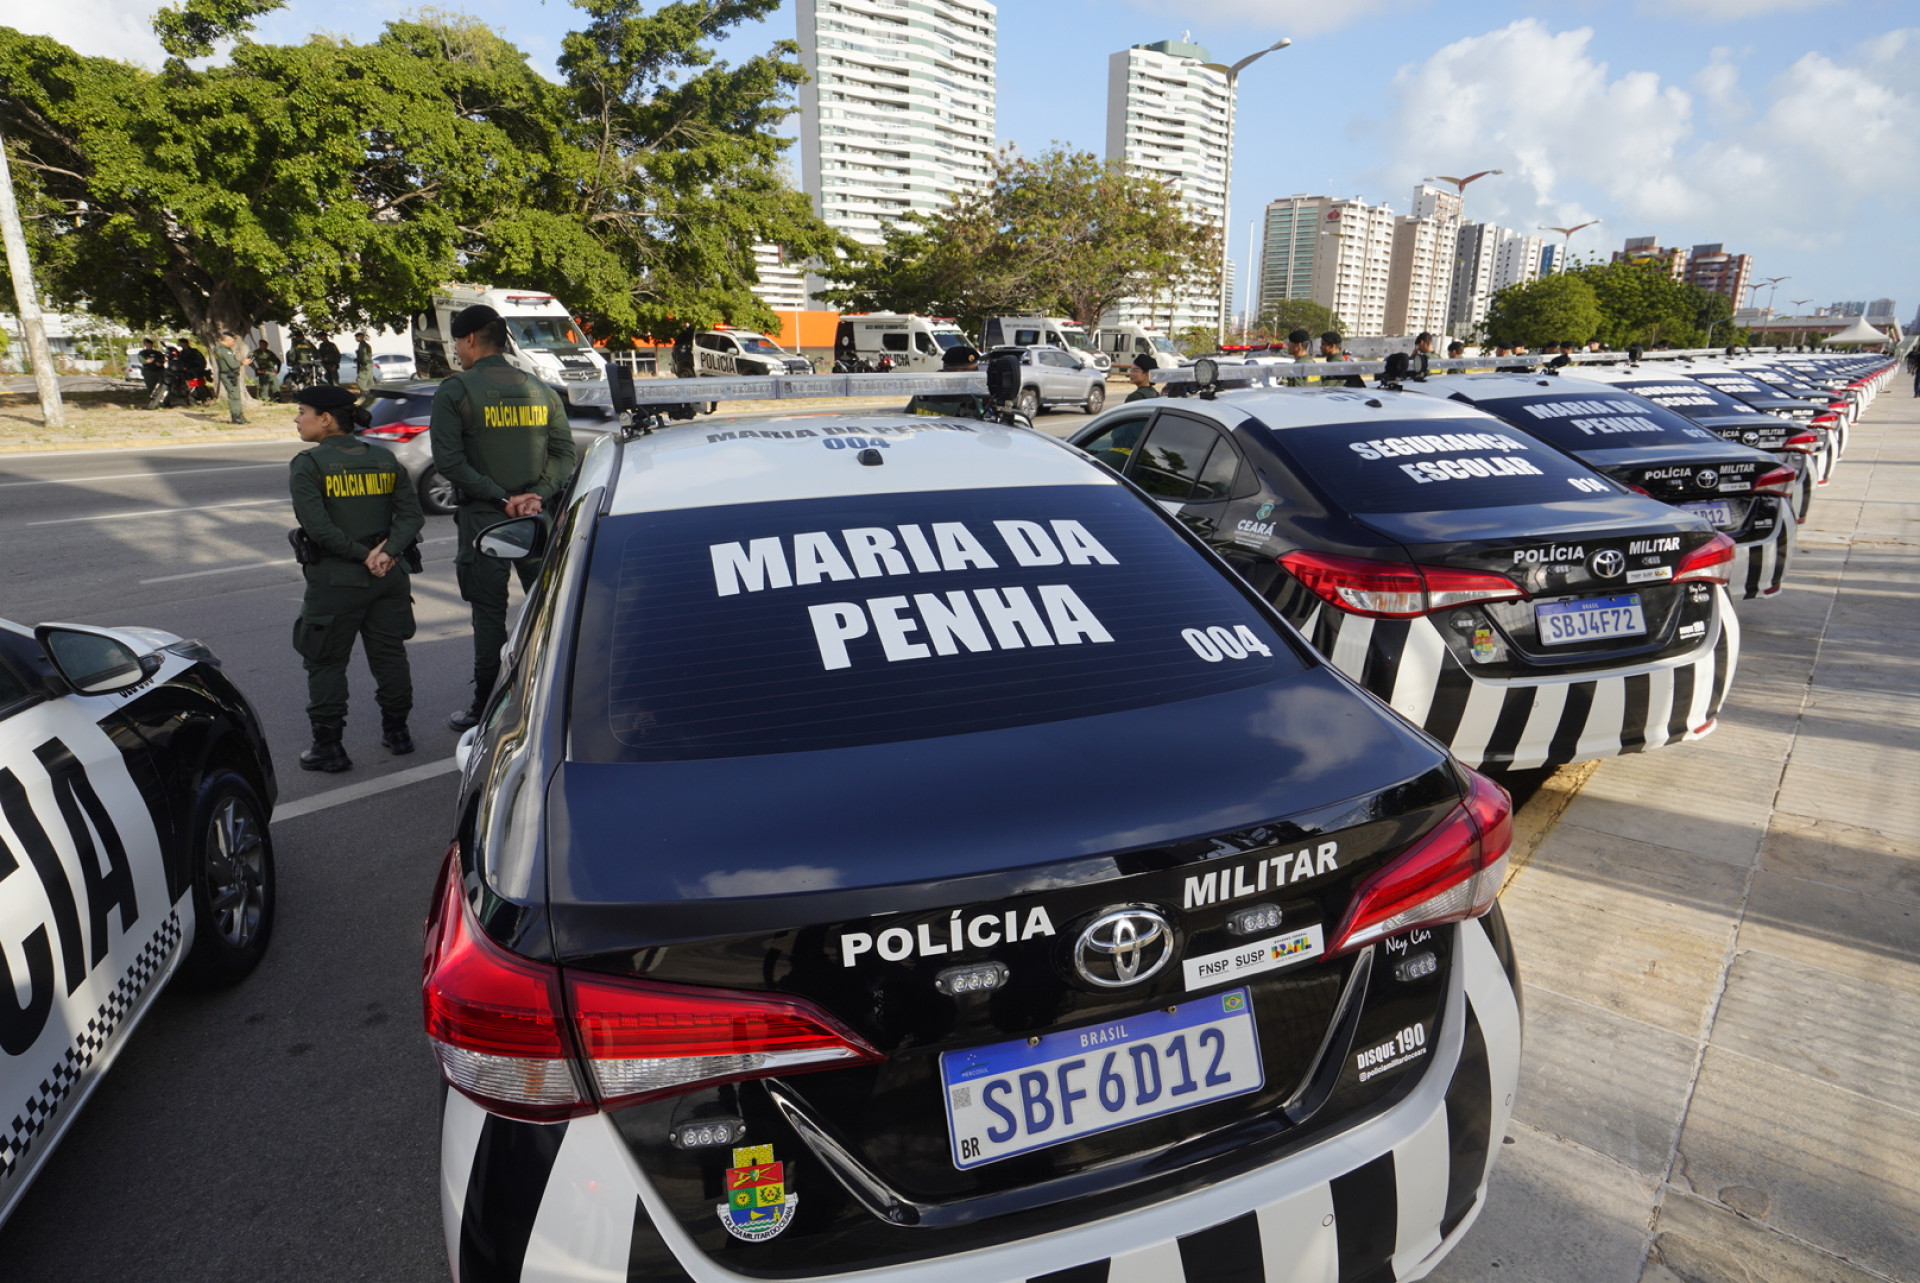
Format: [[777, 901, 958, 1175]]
[[0, 0, 164, 63], [1377, 21, 1920, 257], [1647, 0, 1835, 17]]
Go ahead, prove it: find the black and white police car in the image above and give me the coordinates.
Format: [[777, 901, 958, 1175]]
[[1670, 362, 1844, 481], [1398, 373, 1798, 600], [1068, 386, 1740, 772], [1569, 364, 1825, 519], [0, 619, 276, 1226], [425, 413, 1522, 1281]]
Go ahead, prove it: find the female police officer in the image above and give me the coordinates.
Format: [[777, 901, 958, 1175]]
[[288, 386, 423, 772]]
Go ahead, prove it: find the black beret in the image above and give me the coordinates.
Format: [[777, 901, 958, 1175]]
[[1133, 353, 1158, 372], [294, 384, 357, 412], [942, 344, 980, 368], [450, 304, 502, 339]]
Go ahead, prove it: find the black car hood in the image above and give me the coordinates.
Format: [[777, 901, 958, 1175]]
[[546, 665, 1446, 926], [1354, 493, 1685, 546]]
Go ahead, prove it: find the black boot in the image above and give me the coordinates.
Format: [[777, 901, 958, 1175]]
[[298, 721, 353, 773], [446, 703, 482, 732], [381, 713, 415, 756]]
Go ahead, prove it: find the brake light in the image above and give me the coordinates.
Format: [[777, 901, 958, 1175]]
[[1782, 430, 1820, 452], [423, 847, 885, 1119], [570, 975, 884, 1109], [1675, 533, 1738, 583], [1750, 465, 1799, 496], [1279, 550, 1525, 619], [1811, 412, 1839, 425], [1329, 770, 1512, 956], [422, 850, 588, 1122], [362, 418, 431, 442]]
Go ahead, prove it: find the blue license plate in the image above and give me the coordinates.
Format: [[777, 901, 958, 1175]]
[[1536, 594, 1647, 645], [940, 989, 1263, 1168]]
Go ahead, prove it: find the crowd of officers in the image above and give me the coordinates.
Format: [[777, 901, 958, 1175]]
[[137, 330, 380, 424], [285, 303, 574, 773]]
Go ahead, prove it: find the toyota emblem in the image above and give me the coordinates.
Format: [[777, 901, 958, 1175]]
[[1072, 906, 1174, 988], [1696, 468, 1719, 490], [1589, 549, 1626, 579]]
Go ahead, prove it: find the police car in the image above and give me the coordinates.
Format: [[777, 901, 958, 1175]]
[[1398, 373, 1797, 600], [1068, 387, 1740, 772], [1668, 363, 1843, 482], [0, 619, 275, 1226], [425, 413, 1522, 1282], [1569, 364, 1824, 520]]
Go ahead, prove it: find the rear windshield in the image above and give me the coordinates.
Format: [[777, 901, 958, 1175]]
[[1468, 393, 1722, 452], [568, 485, 1305, 761], [1264, 419, 1615, 513], [1689, 374, 1796, 402], [1609, 380, 1756, 416]]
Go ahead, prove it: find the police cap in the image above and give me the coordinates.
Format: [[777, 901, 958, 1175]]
[[1133, 353, 1158, 373], [294, 385, 357, 413], [941, 344, 980, 369], [450, 304, 502, 340]]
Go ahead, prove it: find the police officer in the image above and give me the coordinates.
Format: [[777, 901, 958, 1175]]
[[252, 340, 281, 399], [354, 331, 374, 385], [213, 333, 250, 424], [287, 385, 422, 771], [431, 304, 577, 730], [1124, 353, 1161, 402], [136, 337, 165, 401], [905, 345, 992, 418], [317, 335, 342, 384]]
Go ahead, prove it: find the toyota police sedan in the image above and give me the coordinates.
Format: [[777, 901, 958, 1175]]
[[425, 413, 1523, 1282], [0, 619, 276, 1226], [1399, 373, 1797, 599], [1069, 388, 1740, 772]]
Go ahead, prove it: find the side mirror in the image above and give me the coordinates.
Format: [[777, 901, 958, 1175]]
[[475, 516, 546, 561], [35, 624, 158, 695]]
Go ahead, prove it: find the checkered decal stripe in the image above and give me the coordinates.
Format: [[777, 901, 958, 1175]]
[[1, 910, 181, 1181]]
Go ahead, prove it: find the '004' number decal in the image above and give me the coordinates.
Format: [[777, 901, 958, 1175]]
[[1182, 625, 1272, 663]]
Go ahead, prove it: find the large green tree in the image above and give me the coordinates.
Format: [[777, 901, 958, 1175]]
[[1252, 298, 1346, 342], [0, 0, 841, 347], [1482, 273, 1603, 348], [824, 146, 1219, 333], [1568, 260, 1702, 349]]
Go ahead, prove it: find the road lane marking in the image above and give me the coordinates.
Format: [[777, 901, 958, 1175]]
[[0, 462, 287, 489], [26, 497, 284, 526], [273, 756, 461, 823], [137, 535, 459, 583]]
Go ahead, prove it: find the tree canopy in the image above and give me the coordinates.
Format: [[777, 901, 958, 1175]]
[[1485, 260, 1746, 349], [1251, 297, 1346, 342], [822, 146, 1220, 333], [1482, 273, 1603, 348], [0, 0, 844, 345]]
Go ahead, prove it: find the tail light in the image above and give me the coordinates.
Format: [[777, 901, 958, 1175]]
[[1674, 533, 1738, 583], [1329, 769, 1512, 955], [1750, 465, 1799, 496], [423, 847, 883, 1121], [362, 418, 431, 442], [1279, 550, 1525, 619], [1781, 430, 1820, 453]]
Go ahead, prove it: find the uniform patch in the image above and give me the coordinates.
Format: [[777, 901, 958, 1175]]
[[717, 1144, 796, 1242]]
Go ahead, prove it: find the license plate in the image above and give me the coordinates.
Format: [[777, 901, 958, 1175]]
[[1536, 594, 1646, 645], [940, 989, 1263, 1168], [1680, 500, 1735, 529]]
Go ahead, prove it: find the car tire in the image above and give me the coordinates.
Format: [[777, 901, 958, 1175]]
[[1016, 387, 1040, 418], [419, 466, 459, 516], [1083, 385, 1105, 415], [183, 768, 275, 987]]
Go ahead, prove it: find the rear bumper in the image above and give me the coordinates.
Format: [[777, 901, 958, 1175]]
[[438, 918, 1523, 1283]]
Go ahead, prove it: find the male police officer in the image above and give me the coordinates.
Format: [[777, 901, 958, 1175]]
[[431, 303, 577, 730], [1124, 353, 1161, 402], [137, 337, 165, 401], [252, 340, 281, 399], [213, 333, 250, 424], [354, 331, 374, 385], [318, 335, 342, 384]]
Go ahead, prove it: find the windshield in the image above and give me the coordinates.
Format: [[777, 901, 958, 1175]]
[[1151, 337, 1180, 355], [1265, 417, 1618, 514], [568, 485, 1305, 761], [509, 316, 586, 350], [736, 335, 788, 355], [933, 331, 967, 350], [1468, 393, 1723, 452], [1061, 330, 1096, 352]]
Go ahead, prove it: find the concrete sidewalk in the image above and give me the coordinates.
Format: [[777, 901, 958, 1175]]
[[1429, 386, 1920, 1282]]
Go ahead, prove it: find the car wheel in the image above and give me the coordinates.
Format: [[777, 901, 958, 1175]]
[[1083, 385, 1105, 415], [1016, 387, 1040, 418], [184, 769, 275, 987], [419, 466, 459, 516]]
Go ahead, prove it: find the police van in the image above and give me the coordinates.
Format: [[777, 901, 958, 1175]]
[[980, 316, 1112, 372], [0, 618, 276, 1228], [412, 285, 612, 410], [1094, 320, 1188, 370], [832, 313, 973, 373], [685, 329, 814, 378]]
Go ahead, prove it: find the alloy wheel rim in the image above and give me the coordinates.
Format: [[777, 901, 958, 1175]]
[[205, 794, 266, 948]]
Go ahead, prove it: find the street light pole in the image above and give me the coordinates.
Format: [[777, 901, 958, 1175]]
[[1204, 38, 1290, 350], [0, 128, 64, 428]]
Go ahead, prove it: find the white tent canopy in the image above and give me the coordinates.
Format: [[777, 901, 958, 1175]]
[[1824, 317, 1888, 345]]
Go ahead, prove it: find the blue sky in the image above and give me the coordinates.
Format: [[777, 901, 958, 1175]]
[[6, 0, 1915, 323]]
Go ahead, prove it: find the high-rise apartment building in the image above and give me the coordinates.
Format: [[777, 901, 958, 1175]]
[[1684, 243, 1752, 307], [750, 244, 808, 314], [1830, 301, 1867, 317], [1539, 243, 1562, 276], [1104, 39, 1234, 335], [1614, 236, 1687, 279], [796, 0, 997, 249], [1492, 231, 1543, 294], [1383, 184, 1461, 337], [1450, 224, 1501, 333], [1867, 298, 1897, 322], [1254, 195, 1395, 335], [1256, 196, 1327, 318]]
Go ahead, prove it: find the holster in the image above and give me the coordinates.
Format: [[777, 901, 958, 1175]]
[[287, 528, 322, 566]]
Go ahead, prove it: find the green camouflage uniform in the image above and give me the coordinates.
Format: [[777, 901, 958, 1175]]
[[252, 346, 281, 399], [213, 342, 248, 423], [355, 340, 374, 385], [288, 435, 423, 725], [429, 354, 576, 704]]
